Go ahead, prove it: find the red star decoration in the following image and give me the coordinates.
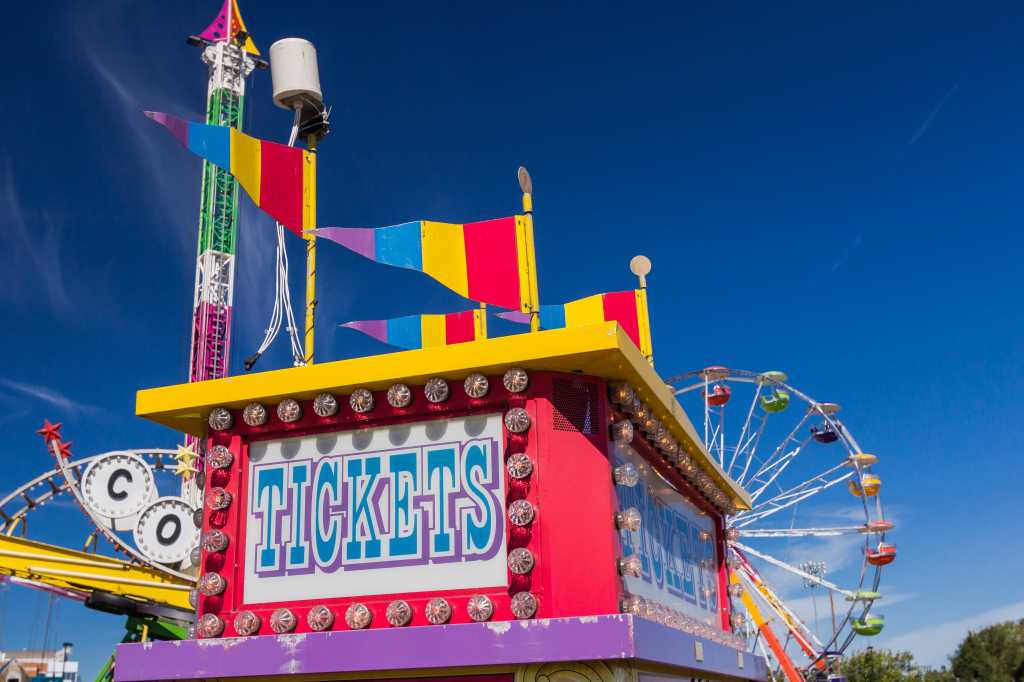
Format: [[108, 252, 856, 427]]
[[36, 420, 63, 443], [56, 441, 73, 460]]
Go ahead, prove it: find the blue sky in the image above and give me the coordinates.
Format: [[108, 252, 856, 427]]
[[0, 0, 1021, 675]]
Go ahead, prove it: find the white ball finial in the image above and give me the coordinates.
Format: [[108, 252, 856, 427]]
[[630, 255, 652, 277], [518, 166, 533, 194]]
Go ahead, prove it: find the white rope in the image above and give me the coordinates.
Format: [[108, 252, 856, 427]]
[[247, 110, 306, 369]]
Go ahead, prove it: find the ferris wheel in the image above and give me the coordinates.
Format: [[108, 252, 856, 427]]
[[667, 367, 895, 678]]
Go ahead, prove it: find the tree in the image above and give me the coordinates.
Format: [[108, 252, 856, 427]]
[[948, 618, 1024, 681], [840, 648, 952, 682], [842, 648, 920, 681]]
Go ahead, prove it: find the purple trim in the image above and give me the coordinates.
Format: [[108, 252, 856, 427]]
[[341, 319, 387, 343], [316, 227, 376, 261], [115, 615, 768, 682], [632, 617, 769, 680]]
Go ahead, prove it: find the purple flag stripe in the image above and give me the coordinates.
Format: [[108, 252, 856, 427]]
[[144, 111, 189, 147], [496, 311, 531, 324], [341, 319, 388, 343], [314, 227, 376, 261]]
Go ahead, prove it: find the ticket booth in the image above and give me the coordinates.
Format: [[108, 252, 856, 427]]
[[118, 323, 768, 682]]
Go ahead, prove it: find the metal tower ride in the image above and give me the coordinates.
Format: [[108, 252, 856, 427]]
[[183, 0, 262, 501]]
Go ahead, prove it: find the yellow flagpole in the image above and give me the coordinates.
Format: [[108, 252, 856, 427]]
[[303, 141, 318, 365], [476, 302, 488, 340], [518, 167, 539, 332], [629, 255, 654, 366]]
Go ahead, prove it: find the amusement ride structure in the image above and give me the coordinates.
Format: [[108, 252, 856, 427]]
[[0, 4, 898, 682], [669, 369, 893, 677], [181, 0, 262, 508], [0, 1, 263, 678]]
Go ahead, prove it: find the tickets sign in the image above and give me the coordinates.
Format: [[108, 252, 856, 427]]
[[243, 414, 507, 604], [614, 444, 720, 623]]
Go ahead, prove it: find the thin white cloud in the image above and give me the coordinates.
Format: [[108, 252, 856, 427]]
[[831, 233, 863, 271], [67, 0, 205, 262], [870, 599, 1024, 669], [0, 379, 100, 415], [909, 82, 959, 145], [66, 1, 287, 370], [0, 160, 71, 314]]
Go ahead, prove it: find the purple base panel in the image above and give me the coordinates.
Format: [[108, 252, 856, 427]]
[[115, 615, 769, 682]]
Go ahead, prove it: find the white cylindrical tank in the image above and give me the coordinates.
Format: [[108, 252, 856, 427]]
[[269, 38, 323, 110]]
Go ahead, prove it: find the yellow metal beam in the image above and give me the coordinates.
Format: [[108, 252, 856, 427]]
[[0, 535, 192, 610], [136, 322, 751, 510]]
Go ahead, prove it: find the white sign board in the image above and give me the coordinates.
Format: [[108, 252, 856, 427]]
[[614, 443, 720, 624], [244, 413, 507, 604]]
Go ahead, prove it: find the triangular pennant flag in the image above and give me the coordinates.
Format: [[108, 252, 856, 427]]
[[498, 290, 652, 358], [313, 219, 539, 313], [342, 309, 487, 350], [199, 0, 260, 55], [145, 112, 313, 234]]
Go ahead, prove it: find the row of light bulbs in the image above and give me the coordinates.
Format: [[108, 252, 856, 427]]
[[194, 590, 541, 638], [608, 382, 740, 637], [608, 383, 738, 515], [206, 368, 533, 431], [195, 368, 541, 638], [620, 594, 747, 651]]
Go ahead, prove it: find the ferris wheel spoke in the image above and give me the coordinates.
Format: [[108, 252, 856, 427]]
[[734, 463, 854, 528], [727, 384, 765, 478], [739, 412, 812, 487], [732, 413, 770, 483], [747, 460, 851, 509], [745, 442, 810, 503], [736, 562, 824, 651], [708, 414, 727, 468], [674, 381, 708, 395], [733, 542, 855, 599], [702, 376, 712, 460], [703, 378, 728, 468], [737, 526, 866, 538]]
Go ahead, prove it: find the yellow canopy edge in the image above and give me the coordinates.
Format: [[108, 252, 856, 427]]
[[136, 322, 750, 510]]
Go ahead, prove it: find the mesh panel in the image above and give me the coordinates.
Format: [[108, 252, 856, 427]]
[[552, 378, 597, 434]]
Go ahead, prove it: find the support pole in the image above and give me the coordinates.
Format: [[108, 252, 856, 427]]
[[629, 255, 654, 365], [519, 168, 539, 332], [304, 140, 318, 365], [304, 231, 316, 365], [476, 302, 488, 340]]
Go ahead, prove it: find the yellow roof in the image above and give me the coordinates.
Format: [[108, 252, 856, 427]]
[[136, 322, 750, 510]]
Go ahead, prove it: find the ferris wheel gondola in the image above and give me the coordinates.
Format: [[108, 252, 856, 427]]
[[667, 367, 895, 677]]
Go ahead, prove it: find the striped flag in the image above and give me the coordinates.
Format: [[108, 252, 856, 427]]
[[145, 112, 314, 235], [499, 290, 652, 358], [342, 310, 487, 350], [312, 219, 539, 313]]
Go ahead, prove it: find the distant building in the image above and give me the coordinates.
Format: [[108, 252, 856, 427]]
[[0, 647, 79, 682]]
